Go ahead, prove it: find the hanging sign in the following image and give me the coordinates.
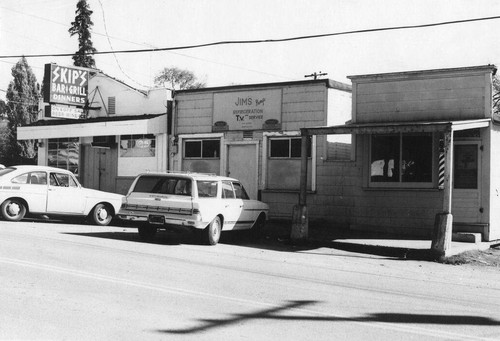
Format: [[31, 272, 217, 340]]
[[45, 104, 84, 120], [43, 63, 89, 107]]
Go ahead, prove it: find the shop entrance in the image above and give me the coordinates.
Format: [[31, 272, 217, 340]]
[[226, 142, 259, 199], [452, 142, 482, 223], [82, 145, 118, 193]]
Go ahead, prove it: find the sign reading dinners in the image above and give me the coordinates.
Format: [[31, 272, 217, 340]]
[[43, 63, 90, 119]]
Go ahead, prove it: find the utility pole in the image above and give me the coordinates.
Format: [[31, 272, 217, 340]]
[[304, 71, 328, 80]]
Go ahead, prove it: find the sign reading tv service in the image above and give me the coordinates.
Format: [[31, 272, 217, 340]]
[[43, 64, 88, 119], [213, 89, 282, 130]]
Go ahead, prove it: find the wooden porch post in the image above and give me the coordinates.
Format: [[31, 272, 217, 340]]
[[291, 130, 309, 243], [431, 129, 454, 257]]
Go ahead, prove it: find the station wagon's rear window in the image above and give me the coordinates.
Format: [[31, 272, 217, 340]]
[[132, 176, 192, 196]]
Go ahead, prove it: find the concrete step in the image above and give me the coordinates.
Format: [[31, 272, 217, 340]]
[[452, 232, 482, 243]]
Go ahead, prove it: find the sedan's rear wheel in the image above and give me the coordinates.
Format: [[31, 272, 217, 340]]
[[138, 224, 157, 241], [0, 199, 26, 221], [90, 203, 113, 226], [204, 216, 222, 245]]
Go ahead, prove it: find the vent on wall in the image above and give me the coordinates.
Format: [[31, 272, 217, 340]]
[[108, 97, 116, 115], [243, 131, 253, 139]]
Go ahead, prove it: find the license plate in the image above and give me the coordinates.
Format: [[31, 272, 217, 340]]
[[148, 215, 165, 225]]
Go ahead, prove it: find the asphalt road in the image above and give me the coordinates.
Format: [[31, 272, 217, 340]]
[[1, 220, 500, 340]]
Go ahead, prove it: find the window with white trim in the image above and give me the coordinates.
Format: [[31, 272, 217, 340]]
[[370, 133, 433, 187], [48, 138, 79, 175], [266, 135, 314, 191], [184, 139, 220, 158], [269, 137, 311, 158], [120, 134, 156, 157]]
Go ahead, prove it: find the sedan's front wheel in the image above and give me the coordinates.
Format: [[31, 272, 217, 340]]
[[0, 199, 27, 221]]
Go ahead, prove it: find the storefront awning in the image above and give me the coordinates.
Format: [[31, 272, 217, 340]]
[[301, 118, 491, 136], [17, 114, 169, 140]]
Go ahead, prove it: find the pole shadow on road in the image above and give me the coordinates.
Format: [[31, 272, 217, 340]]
[[155, 299, 500, 335]]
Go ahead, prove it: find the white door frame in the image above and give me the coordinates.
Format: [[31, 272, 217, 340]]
[[223, 140, 260, 198]]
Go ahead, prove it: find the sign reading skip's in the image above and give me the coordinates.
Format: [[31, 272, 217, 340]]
[[43, 64, 89, 107]]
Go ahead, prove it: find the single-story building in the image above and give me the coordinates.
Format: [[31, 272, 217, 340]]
[[298, 65, 499, 242], [18, 68, 171, 194], [171, 78, 352, 216]]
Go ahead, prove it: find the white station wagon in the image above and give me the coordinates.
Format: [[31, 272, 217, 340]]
[[0, 165, 123, 226], [117, 172, 269, 245]]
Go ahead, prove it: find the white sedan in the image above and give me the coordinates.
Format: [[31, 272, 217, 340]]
[[0, 165, 123, 226]]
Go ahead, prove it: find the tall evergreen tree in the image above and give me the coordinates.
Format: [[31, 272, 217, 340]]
[[5, 57, 40, 165], [69, 0, 97, 68]]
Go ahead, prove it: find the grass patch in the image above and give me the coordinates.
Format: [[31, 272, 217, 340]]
[[440, 247, 500, 267]]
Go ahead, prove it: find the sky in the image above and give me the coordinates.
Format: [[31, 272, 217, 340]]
[[2, 0, 500, 101]]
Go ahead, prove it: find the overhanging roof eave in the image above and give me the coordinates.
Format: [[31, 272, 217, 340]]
[[302, 119, 491, 136]]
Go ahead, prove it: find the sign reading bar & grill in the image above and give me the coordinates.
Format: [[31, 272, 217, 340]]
[[43, 64, 88, 107]]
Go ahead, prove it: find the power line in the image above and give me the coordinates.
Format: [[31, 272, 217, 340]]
[[1, 14, 500, 59], [96, 0, 150, 88]]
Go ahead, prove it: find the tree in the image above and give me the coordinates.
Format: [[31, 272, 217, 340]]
[[69, 0, 97, 68], [4, 57, 40, 165], [154, 67, 206, 90]]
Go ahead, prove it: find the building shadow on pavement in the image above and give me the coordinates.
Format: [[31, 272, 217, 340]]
[[61, 219, 433, 260]]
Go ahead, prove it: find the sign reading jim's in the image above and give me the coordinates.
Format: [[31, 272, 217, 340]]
[[213, 89, 282, 130], [43, 63, 88, 107]]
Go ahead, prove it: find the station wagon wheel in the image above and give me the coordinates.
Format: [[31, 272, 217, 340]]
[[1, 198, 27, 222], [138, 223, 157, 241], [90, 203, 113, 226], [205, 216, 222, 245]]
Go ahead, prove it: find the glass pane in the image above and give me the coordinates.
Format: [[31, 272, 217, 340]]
[[371, 135, 399, 182], [173, 179, 192, 196], [29, 172, 47, 185], [233, 182, 249, 199], [202, 140, 220, 158], [12, 173, 29, 184], [290, 138, 302, 158], [185, 141, 201, 158], [454, 145, 478, 189], [222, 181, 235, 199], [402, 134, 433, 182], [290, 137, 312, 158], [197, 181, 218, 198], [270, 139, 289, 157]]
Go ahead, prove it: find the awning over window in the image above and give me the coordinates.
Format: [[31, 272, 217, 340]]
[[17, 114, 168, 140], [301, 118, 491, 136]]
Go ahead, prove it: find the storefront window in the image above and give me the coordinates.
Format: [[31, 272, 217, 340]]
[[370, 133, 433, 185], [48, 138, 79, 175], [120, 134, 156, 157], [269, 137, 311, 158], [184, 139, 220, 158]]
